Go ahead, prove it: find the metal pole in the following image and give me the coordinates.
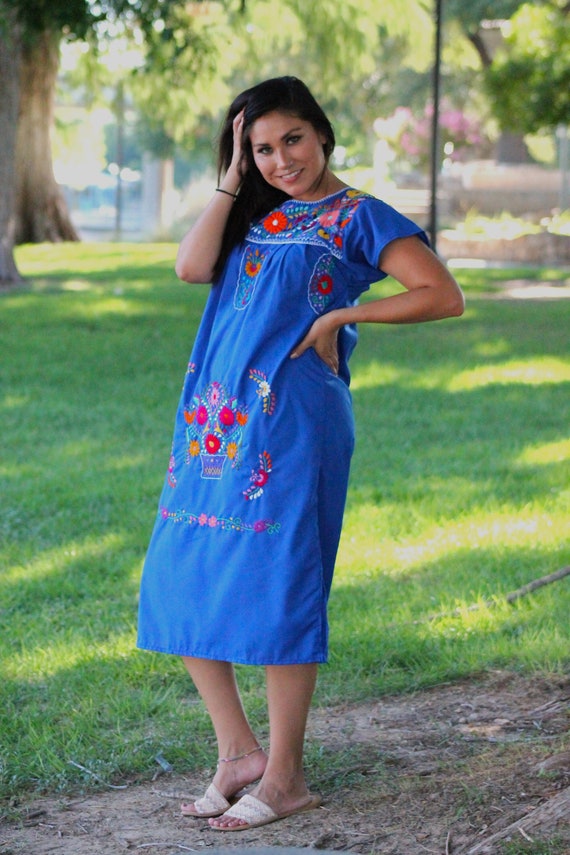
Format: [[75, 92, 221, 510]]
[[429, 0, 442, 251], [114, 80, 125, 240]]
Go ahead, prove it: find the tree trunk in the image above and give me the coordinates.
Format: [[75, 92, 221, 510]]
[[0, 4, 24, 284], [14, 28, 79, 244]]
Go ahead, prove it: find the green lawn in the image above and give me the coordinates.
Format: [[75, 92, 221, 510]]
[[1, 243, 568, 800]]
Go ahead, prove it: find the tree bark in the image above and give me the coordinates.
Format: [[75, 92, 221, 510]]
[[14, 28, 79, 244], [0, 4, 24, 284]]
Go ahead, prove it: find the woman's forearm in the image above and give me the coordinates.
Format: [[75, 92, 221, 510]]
[[175, 172, 241, 284]]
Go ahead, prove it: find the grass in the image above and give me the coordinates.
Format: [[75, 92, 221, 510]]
[[1, 244, 569, 802]]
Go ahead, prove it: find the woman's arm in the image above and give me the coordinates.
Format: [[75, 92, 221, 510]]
[[175, 112, 244, 284], [291, 235, 465, 373]]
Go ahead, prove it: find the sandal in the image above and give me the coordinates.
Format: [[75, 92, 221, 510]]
[[210, 792, 322, 831], [181, 746, 264, 818]]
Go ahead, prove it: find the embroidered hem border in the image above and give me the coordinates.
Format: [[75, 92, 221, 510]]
[[159, 507, 281, 534]]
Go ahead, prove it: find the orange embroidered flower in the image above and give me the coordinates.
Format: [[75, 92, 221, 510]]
[[245, 248, 263, 277], [236, 411, 248, 426], [183, 409, 195, 424], [189, 440, 200, 456], [263, 211, 288, 234]]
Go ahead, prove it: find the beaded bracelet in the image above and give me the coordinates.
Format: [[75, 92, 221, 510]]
[[216, 188, 238, 199]]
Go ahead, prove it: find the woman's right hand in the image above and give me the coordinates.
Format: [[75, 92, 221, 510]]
[[228, 109, 246, 180]]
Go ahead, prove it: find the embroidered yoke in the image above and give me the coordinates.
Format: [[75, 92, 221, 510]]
[[137, 189, 426, 665]]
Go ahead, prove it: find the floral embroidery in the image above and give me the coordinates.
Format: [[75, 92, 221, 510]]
[[247, 190, 365, 259], [235, 246, 266, 310], [243, 451, 273, 501], [160, 506, 280, 535], [263, 211, 288, 233], [249, 368, 276, 415], [184, 380, 248, 479], [308, 253, 336, 314], [167, 449, 177, 488]]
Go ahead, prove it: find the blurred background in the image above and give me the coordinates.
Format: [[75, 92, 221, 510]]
[[1, 0, 569, 271]]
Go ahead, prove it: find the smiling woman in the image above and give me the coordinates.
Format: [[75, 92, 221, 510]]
[[138, 75, 464, 832]]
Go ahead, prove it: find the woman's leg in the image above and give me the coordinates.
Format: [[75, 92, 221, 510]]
[[181, 657, 267, 812], [209, 662, 318, 829]]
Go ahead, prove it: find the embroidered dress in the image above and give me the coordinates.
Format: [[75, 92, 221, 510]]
[[137, 189, 427, 665]]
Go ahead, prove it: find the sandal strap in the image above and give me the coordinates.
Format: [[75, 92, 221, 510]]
[[192, 783, 231, 815]]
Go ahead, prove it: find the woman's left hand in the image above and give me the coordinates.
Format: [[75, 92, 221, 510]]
[[290, 313, 340, 375]]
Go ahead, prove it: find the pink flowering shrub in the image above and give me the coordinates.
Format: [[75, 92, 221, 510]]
[[375, 102, 491, 171]]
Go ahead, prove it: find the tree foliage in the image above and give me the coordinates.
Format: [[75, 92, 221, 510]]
[[485, 2, 570, 132]]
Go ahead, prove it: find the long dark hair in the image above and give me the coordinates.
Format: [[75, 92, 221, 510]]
[[212, 76, 335, 280]]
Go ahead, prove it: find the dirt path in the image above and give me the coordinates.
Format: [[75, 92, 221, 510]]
[[1, 671, 569, 855]]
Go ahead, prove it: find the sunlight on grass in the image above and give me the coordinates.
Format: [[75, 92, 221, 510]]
[[337, 508, 565, 581], [517, 439, 570, 466], [3, 533, 126, 585], [448, 357, 570, 390]]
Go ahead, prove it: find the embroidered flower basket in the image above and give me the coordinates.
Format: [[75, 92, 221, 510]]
[[200, 453, 228, 479]]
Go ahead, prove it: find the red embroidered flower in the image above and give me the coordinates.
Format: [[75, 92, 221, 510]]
[[254, 470, 269, 487], [317, 274, 333, 294], [204, 434, 221, 454], [219, 406, 235, 426], [263, 211, 288, 234], [196, 405, 208, 425]]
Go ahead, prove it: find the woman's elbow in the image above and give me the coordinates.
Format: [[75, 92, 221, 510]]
[[446, 287, 465, 318], [174, 259, 212, 284]]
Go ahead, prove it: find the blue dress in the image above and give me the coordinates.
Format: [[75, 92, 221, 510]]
[[137, 189, 426, 665]]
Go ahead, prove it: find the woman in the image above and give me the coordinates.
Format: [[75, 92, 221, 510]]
[[137, 76, 464, 832]]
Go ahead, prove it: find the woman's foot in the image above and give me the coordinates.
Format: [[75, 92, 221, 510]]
[[181, 745, 267, 817], [208, 775, 316, 829]]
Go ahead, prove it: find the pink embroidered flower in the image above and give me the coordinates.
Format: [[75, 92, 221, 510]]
[[208, 515, 217, 527], [254, 520, 268, 532], [319, 210, 339, 227], [161, 508, 169, 519], [196, 405, 208, 425], [204, 434, 221, 454], [219, 406, 235, 426], [198, 513, 208, 526]]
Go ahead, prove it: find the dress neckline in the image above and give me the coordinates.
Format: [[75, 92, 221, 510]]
[[284, 187, 355, 206]]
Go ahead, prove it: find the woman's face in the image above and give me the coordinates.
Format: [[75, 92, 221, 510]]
[[248, 110, 329, 201]]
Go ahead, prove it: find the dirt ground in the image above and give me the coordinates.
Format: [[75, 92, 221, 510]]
[[1, 671, 569, 855]]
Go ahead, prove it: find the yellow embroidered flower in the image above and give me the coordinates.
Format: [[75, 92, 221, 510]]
[[226, 442, 238, 460], [189, 440, 200, 456]]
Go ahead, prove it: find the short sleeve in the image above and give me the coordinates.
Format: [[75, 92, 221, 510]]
[[342, 196, 429, 296]]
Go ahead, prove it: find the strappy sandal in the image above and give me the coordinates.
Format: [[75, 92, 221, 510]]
[[181, 745, 264, 818]]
